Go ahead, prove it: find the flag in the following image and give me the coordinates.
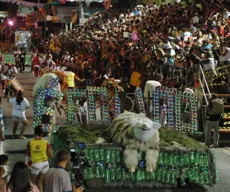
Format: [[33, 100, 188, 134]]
[[72, 10, 77, 24]]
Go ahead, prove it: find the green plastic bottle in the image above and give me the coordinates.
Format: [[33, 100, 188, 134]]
[[94, 149, 100, 162], [115, 167, 122, 180], [105, 150, 111, 163], [130, 172, 136, 182], [111, 150, 116, 163], [105, 169, 111, 184], [95, 167, 101, 179], [115, 150, 121, 162], [110, 168, 116, 181], [121, 169, 126, 181], [136, 169, 142, 182]]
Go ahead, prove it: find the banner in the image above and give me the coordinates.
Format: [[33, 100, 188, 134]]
[[17, 6, 34, 17], [72, 10, 77, 24], [2, 54, 32, 66], [15, 31, 32, 48], [2, 54, 46, 66], [0, 0, 44, 7]]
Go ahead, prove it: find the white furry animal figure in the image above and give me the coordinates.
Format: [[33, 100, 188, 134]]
[[110, 112, 161, 173], [144, 80, 162, 102], [184, 88, 195, 94], [33, 73, 61, 97]]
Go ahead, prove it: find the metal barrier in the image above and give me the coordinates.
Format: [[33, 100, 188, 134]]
[[199, 65, 212, 134]]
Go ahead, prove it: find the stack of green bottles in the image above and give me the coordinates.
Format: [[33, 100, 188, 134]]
[[82, 147, 215, 186], [66, 91, 75, 125]]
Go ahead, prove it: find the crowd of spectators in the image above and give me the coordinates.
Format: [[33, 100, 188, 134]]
[[45, 0, 230, 93], [1, 1, 230, 191]]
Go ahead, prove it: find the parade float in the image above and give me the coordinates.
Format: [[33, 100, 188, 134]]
[[40, 0, 220, 188], [49, 85, 218, 189]]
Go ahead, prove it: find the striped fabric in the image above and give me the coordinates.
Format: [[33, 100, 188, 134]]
[[0, 108, 4, 132]]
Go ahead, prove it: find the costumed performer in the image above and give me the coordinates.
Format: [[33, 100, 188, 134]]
[[4, 64, 18, 98], [31, 54, 41, 78], [33, 73, 64, 134]]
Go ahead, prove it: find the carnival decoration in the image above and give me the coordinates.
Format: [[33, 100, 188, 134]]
[[82, 146, 217, 187], [181, 90, 198, 133], [110, 112, 161, 173], [0, 0, 44, 7], [52, 122, 218, 188], [15, 31, 32, 48], [100, 87, 110, 124], [87, 86, 97, 122], [40, 69, 68, 93], [66, 88, 87, 125], [33, 87, 63, 131], [134, 87, 145, 114], [113, 88, 121, 118], [166, 88, 176, 129], [33, 73, 63, 133], [153, 87, 198, 133], [66, 87, 110, 125], [33, 73, 61, 97], [175, 91, 182, 131], [153, 86, 161, 122]]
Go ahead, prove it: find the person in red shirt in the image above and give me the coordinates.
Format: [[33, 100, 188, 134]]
[[31, 55, 41, 78]]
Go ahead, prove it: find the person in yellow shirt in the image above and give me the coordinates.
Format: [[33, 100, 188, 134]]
[[26, 125, 53, 192], [64, 67, 85, 88]]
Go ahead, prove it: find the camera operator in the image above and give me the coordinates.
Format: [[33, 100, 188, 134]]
[[44, 149, 83, 192]]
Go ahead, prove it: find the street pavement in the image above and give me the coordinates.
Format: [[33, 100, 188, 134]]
[[1, 68, 230, 192]]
